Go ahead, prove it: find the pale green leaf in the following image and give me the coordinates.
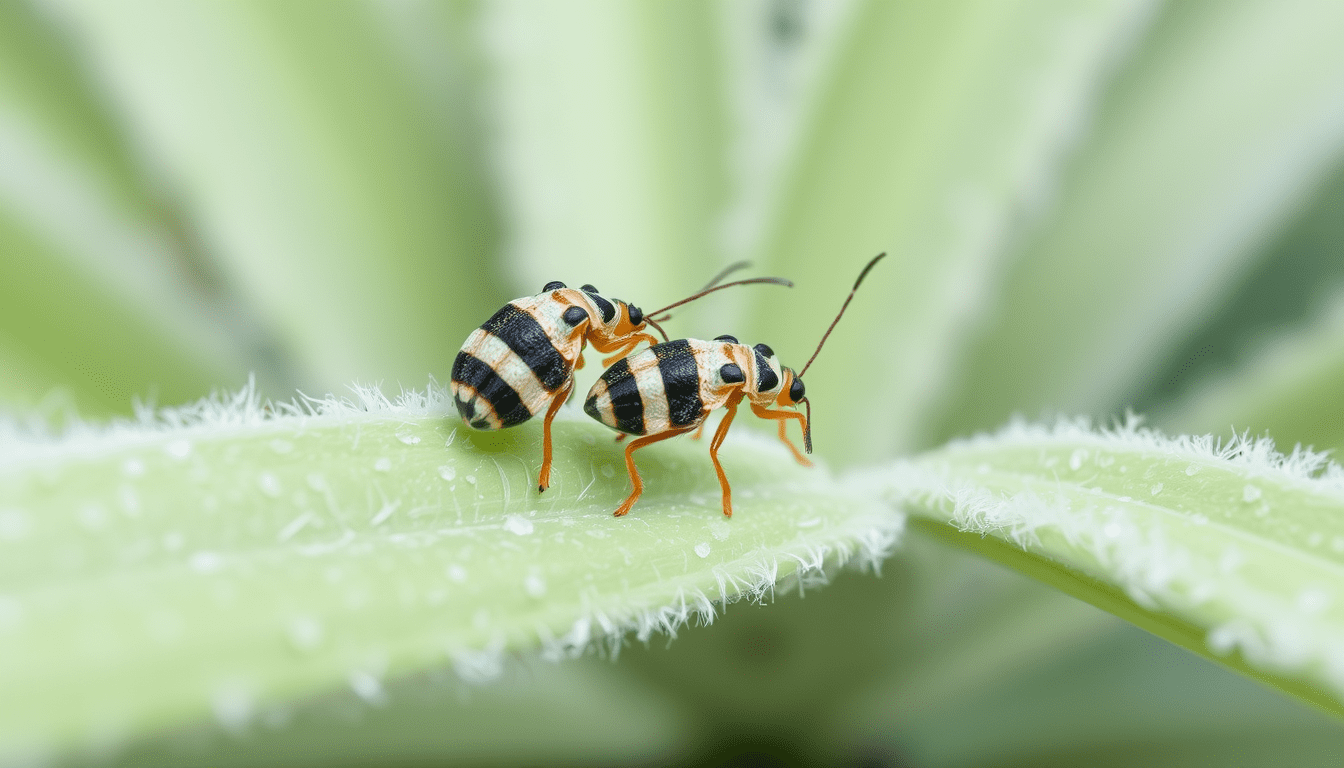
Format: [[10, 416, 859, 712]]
[[863, 418, 1344, 716], [0, 382, 897, 761], [47, 0, 503, 390], [481, 0, 730, 310], [924, 0, 1344, 446], [1165, 295, 1344, 457], [741, 0, 1156, 460]]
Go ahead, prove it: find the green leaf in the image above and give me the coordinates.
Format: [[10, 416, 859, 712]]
[[481, 0, 729, 311], [0, 383, 898, 761], [0, 1, 256, 413], [49, 0, 504, 390], [741, 0, 1156, 460], [1163, 297, 1344, 458], [924, 0, 1344, 446], [864, 418, 1344, 717]]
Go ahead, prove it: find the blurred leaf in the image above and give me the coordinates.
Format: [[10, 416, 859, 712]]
[[741, 0, 1157, 461], [49, 0, 504, 392], [1134, 157, 1344, 419], [0, 1, 261, 413], [868, 418, 1344, 718], [0, 383, 897, 762], [106, 657, 692, 768], [481, 0, 730, 317], [1163, 296, 1344, 458], [924, 0, 1344, 446]]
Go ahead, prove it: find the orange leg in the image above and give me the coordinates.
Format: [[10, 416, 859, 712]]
[[574, 352, 585, 371], [709, 394, 745, 516], [749, 404, 812, 467], [537, 380, 574, 492], [614, 428, 692, 516], [591, 332, 660, 367], [614, 433, 627, 442], [689, 420, 708, 440]]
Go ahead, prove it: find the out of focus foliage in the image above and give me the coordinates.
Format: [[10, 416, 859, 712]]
[[5, 0, 1344, 765]]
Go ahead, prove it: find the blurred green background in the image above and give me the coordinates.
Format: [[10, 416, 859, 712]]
[[5, 0, 1344, 765]]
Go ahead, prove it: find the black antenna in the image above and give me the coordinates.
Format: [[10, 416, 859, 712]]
[[699, 260, 751, 291], [798, 252, 885, 378], [797, 252, 887, 454], [650, 262, 777, 323], [645, 276, 793, 321]]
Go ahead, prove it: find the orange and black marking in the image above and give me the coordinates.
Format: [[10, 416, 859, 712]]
[[584, 253, 887, 518], [449, 270, 792, 494]]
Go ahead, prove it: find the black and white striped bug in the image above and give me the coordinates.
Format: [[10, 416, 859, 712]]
[[450, 267, 791, 493], [584, 253, 886, 517]]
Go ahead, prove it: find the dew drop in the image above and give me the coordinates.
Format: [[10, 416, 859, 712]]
[[1242, 484, 1262, 503], [306, 473, 327, 491], [524, 574, 547, 598], [1308, 532, 1325, 548], [162, 531, 184, 552], [1190, 513, 1208, 526], [438, 465, 456, 482], [1068, 449, 1088, 471], [503, 515, 534, 536], [1332, 536, 1344, 553], [374, 458, 392, 472], [795, 518, 821, 529], [270, 439, 294, 455], [122, 458, 146, 477], [1103, 522, 1123, 539], [1185, 463, 1201, 476], [694, 542, 712, 558], [396, 429, 421, 446], [709, 520, 732, 540], [465, 475, 477, 485], [165, 439, 192, 460], [257, 472, 283, 498], [447, 564, 467, 582], [1149, 483, 1163, 496], [601, 464, 616, 478]]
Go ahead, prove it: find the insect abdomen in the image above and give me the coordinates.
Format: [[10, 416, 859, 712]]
[[585, 340, 704, 435], [451, 301, 573, 430]]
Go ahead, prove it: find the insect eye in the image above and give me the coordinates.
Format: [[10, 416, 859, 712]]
[[753, 343, 774, 358], [543, 281, 566, 292], [627, 305, 644, 325], [713, 334, 739, 344], [720, 363, 745, 384], [789, 377, 805, 402], [581, 284, 599, 293]]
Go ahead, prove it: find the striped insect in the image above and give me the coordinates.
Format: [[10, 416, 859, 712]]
[[450, 267, 790, 493], [584, 253, 886, 517]]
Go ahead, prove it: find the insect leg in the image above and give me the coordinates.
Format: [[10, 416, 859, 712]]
[[594, 333, 659, 368], [613, 428, 692, 517], [710, 393, 746, 516], [537, 379, 574, 493], [749, 404, 812, 467]]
